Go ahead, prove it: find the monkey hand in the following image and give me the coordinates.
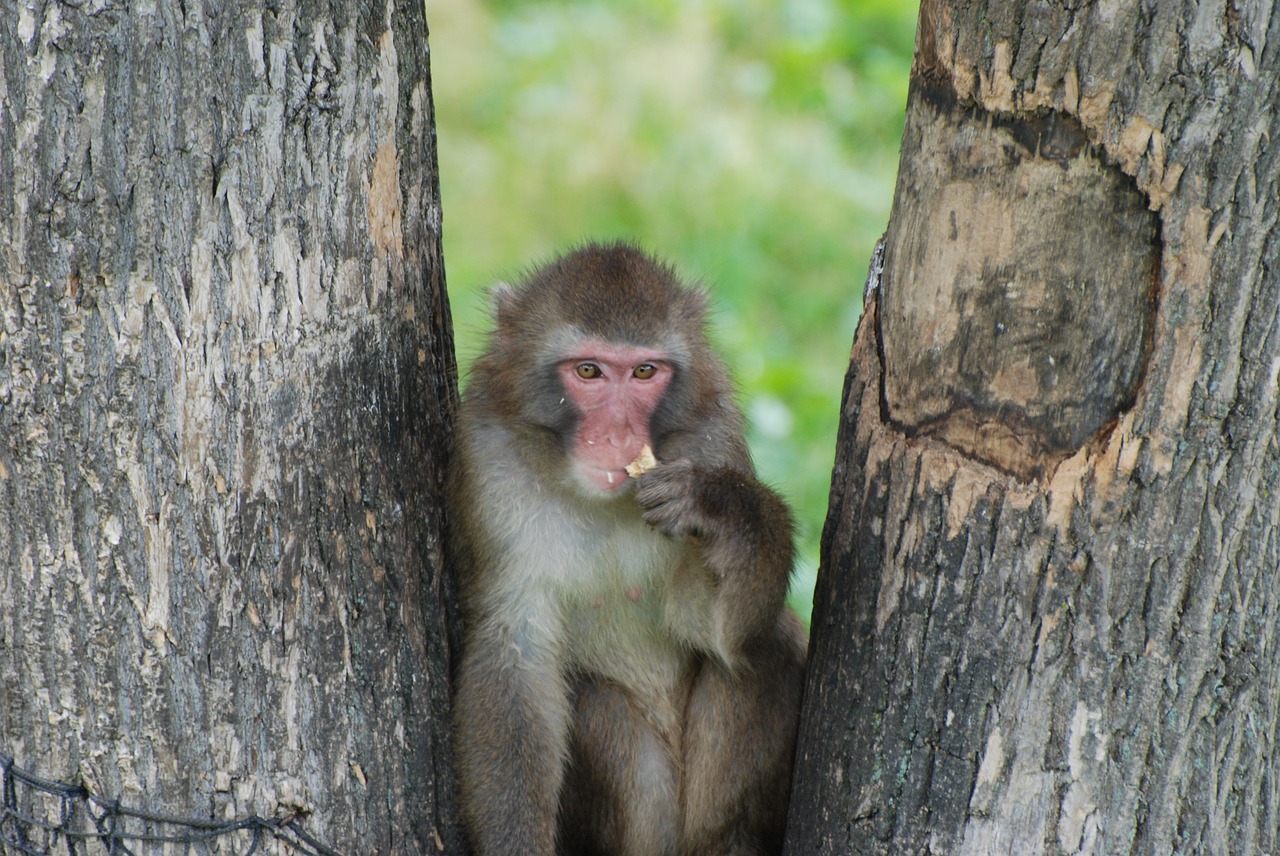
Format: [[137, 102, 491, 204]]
[[634, 458, 712, 543], [635, 459, 772, 553], [636, 458, 793, 646]]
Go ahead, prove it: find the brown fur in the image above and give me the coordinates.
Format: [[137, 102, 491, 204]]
[[449, 242, 807, 855]]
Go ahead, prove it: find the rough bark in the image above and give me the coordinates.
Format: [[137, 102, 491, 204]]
[[786, 0, 1279, 854], [0, 2, 462, 854]]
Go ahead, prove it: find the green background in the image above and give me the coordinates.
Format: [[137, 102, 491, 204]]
[[429, 0, 920, 619]]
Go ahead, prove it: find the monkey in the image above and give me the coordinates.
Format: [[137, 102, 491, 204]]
[[448, 241, 807, 856]]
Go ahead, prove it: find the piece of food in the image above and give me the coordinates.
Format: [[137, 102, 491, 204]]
[[625, 445, 658, 478]]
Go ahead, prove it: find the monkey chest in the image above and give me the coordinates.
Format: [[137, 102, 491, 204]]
[[560, 527, 693, 717]]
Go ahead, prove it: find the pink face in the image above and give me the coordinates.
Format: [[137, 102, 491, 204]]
[[558, 340, 673, 495]]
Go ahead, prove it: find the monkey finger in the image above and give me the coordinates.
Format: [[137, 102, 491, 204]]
[[639, 499, 695, 539], [638, 501, 687, 538], [639, 495, 715, 544], [642, 456, 697, 481], [634, 485, 696, 521], [634, 459, 698, 505]]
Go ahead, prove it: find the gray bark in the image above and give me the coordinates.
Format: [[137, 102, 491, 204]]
[[0, 1, 462, 854], [786, 0, 1279, 853]]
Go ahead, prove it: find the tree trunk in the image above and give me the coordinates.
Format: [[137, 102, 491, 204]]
[[0, 2, 463, 854], [786, 0, 1279, 854]]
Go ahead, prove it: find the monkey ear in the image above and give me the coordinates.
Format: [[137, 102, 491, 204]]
[[490, 281, 520, 339]]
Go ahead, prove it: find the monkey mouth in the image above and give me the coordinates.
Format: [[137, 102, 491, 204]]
[[576, 463, 633, 495], [574, 434, 648, 495]]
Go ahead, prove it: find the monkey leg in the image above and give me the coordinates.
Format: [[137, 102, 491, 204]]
[[454, 622, 572, 855], [559, 679, 681, 856], [679, 613, 807, 856]]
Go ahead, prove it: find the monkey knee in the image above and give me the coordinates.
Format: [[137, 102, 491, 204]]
[[569, 680, 679, 795], [563, 681, 680, 855], [677, 639, 802, 853]]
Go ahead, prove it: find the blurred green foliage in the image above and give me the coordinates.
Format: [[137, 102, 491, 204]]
[[427, 0, 918, 619]]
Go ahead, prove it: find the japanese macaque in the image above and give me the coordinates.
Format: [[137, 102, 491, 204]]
[[449, 242, 807, 856]]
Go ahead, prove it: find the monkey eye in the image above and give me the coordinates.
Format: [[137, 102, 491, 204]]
[[575, 363, 602, 379], [633, 363, 657, 380]]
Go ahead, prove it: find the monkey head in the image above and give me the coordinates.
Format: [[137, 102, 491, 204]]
[[472, 242, 736, 498]]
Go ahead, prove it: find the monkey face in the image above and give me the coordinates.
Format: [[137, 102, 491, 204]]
[[557, 339, 673, 495]]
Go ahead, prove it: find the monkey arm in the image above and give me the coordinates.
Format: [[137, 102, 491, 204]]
[[453, 610, 571, 855], [635, 459, 795, 669]]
